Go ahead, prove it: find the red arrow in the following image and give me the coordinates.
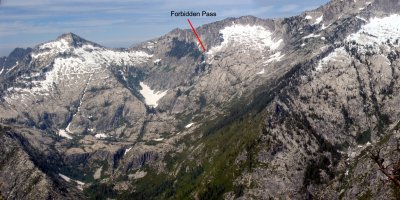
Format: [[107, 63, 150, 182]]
[[187, 19, 206, 52]]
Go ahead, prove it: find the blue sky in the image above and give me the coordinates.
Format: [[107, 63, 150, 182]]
[[0, 0, 329, 57]]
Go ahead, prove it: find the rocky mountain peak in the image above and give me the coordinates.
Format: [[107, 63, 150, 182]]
[[0, 47, 31, 73], [45, 32, 100, 50], [57, 32, 79, 40], [54, 32, 98, 48]]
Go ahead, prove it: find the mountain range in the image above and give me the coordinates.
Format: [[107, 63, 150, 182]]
[[1, 0, 400, 199]]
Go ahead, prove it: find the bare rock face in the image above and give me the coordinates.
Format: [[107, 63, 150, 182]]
[[0, 0, 400, 199], [234, 1, 400, 199], [0, 126, 82, 199]]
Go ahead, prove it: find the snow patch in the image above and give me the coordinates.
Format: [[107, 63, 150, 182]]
[[314, 15, 323, 25], [303, 34, 321, 39], [59, 173, 72, 182], [185, 123, 194, 128], [124, 147, 132, 156], [59, 173, 84, 190], [75, 180, 85, 186], [346, 14, 400, 46], [95, 133, 108, 139], [139, 82, 167, 108], [146, 42, 155, 49], [32, 39, 71, 59], [94, 167, 102, 180], [256, 69, 265, 75], [6, 61, 19, 74], [316, 47, 349, 72], [321, 23, 332, 30], [265, 52, 285, 63], [305, 15, 313, 20], [154, 138, 164, 142], [58, 129, 73, 139], [356, 16, 367, 22], [129, 171, 147, 179]]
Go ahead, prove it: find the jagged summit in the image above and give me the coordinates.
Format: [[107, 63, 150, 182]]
[[57, 32, 80, 40], [26, 32, 106, 61], [55, 32, 101, 48]]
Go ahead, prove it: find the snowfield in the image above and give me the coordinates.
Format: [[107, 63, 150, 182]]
[[139, 82, 168, 108], [31, 39, 71, 59], [207, 24, 282, 56], [346, 14, 400, 45], [4, 41, 153, 103]]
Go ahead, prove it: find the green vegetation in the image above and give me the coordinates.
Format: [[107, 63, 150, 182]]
[[119, 170, 174, 200], [144, 140, 164, 146], [162, 65, 176, 73], [197, 94, 207, 110], [84, 110, 263, 200], [103, 100, 112, 107], [137, 115, 261, 199], [85, 182, 117, 200], [392, 182, 400, 199], [175, 113, 194, 131], [233, 184, 245, 198], [0, 175, 4, 199], [83, 66, 293, 199], [113, 67, 145, 100], [59, 164, 95, 183], [199, 184, 225, 200], [356, 129, 371, 145], [197, 116, 262, 193], [0, 125, 10, 135], [357, 189, 372, 200], [304, 155, 332, 186], [0, 147, 18, 171]]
